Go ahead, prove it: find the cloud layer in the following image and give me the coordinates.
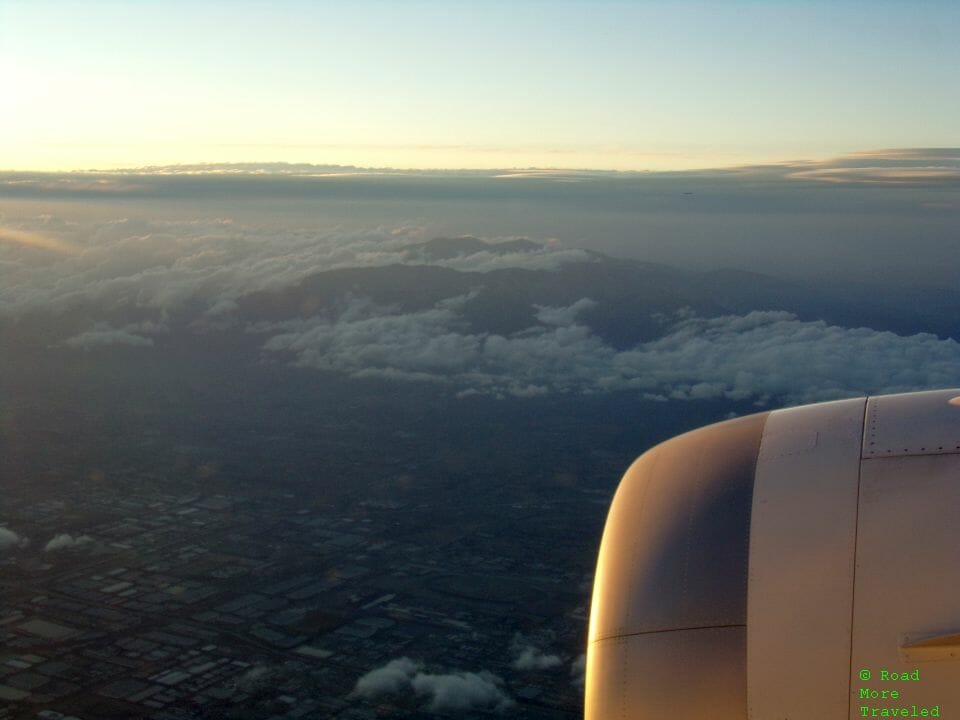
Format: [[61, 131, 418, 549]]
[[784, 148, 960, 185], [261, 298, 960, 405], [3, 206, 959, 406], [0, 212, 580, 321]]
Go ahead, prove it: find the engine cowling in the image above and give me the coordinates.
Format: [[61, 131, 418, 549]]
[[586, 389, 960, 719]]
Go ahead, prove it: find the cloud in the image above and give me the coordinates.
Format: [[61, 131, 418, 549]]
[[535, 297, 597, 327], [0, 212, 585, 322], [429, 246, 594, 273], [4, 200, 959, 406], [192, 299, 240, 331], [0, 527, 29, 551], [263, 299, 960, 405], [609, 311, 960, 404], [510, 632, 563, 671], [352, 657, 421, 699], [708, 148, 960, 191], [260, 294, 612, 397], [512, 645, 562, 671], [0, 226, 81, 255], [64, 322, 155, 348], [0, 164, 633, 187], [789, 167, 960, 185], [571, 653, 586, 689], [44, 533, 93, 552], [351, 658, 513, 713], [262, 295, 484, 379], [777, 148, 960, 185], [411, 670, 513, 713]]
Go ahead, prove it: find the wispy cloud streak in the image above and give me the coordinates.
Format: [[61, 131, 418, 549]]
[[0, 226, 80, 255]]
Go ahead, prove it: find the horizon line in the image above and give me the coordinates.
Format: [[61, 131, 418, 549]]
[[1, 147, 957, 177]]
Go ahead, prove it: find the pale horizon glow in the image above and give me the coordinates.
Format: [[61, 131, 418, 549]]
[[2, 141, 846, 174], [2, 1, 958, 173]]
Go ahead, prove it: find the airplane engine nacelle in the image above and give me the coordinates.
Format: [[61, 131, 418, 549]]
[[586, 389, 960, 719]]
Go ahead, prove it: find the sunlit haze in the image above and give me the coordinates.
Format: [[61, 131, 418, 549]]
[[3, 0, 959, 172]]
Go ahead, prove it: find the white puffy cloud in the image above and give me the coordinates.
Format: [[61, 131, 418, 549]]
[[44, 533, 93, 551], [352, 657, 421, 699], [509, 632, 563, 671], [262, 300, 960, 405], [0, 527, 29, 551], [351, 658, 513, 713], [608, 311, 960, 404], [260, 294, 612, 397], [262, 295, 484, 378], [411, 670, 513, 713], [512, 645, 562, 671], [535, 297, 596, 327]]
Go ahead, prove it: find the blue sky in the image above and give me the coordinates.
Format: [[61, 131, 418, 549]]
[[2, 0, 958, 170]]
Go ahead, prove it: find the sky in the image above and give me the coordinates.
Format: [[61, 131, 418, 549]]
[[2, 0, 959, 172]]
